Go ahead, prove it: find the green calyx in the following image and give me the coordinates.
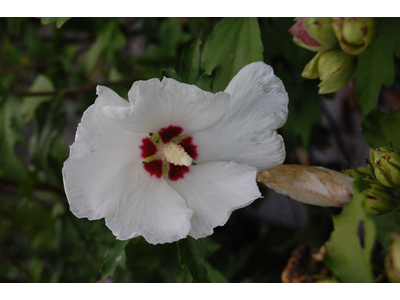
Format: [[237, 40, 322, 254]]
[[332, 17, 377, 55], [316, 48, 356, 94]]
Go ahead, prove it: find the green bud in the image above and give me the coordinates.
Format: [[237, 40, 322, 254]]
[[302, 52, 321, 79], [364, 182, 396, 215], [343, 167, 370, 179], [332, 17, 377, 55], [317, 48, 356, 94], [385, 234, 400, 283], [370, 147, 400, 188], [289, 17, 338, 52]]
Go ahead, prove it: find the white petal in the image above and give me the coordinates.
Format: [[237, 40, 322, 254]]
[[104, 77, 231, 134], [63, 85, 147, 220], [191, 62, 289, 171], [104, 163, 193, 244], [168, 161, 261, 239]]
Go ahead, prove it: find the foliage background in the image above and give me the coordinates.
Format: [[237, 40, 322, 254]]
[[0, 17, 399, 283]]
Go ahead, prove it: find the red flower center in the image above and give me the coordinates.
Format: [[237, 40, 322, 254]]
[[139, 125, 198, 181]]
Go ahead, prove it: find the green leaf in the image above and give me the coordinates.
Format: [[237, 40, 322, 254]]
[[82, 20, 126, 75], [21, 74, 55, 123], [29, 97, 66, 172], [180, 36, 202, 84], [40, 17, 71, 28], [161, 67, 181, 81], [202, 17, 264, 92], [325, 179, 376, 283], [0, 97, 29, 181], [177, 236, 210, 283], [157, 17, 191, 58], [355, 18, 400, 115], [282, 80, 322, 151], [195, 73, 213, 92], [100, 240, 129, 283], [361, 108, 400, 149], [371, 208, 400, 253]]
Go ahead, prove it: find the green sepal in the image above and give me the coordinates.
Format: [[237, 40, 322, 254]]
[[301, 52, 321, 79], [376, 166, 400, 189]]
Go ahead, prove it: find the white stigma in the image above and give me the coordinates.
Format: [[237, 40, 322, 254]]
[[162, 143, 192, 166]]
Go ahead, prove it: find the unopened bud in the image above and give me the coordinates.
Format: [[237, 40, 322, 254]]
[[257, 165, 354, 207], [364, 182, 396, 215], [301, 52, 321, 79], [385, 234, 400, 283], [317, 48, 356, 94], [332, 17, 376, 55], [370, 147, 400, 188], [289, 17, 338, 52]]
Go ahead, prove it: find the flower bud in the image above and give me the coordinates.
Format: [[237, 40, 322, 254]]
[[317, 48, 356, 94], [364, 182, 396, 215], [257, 165, 354, 207], [301, 52, 321, 79], [343, 167, 370, 179], [370, 147, 400, 188], [332, 17, 376, 55], [289, 17, 338, 52], [385, 234, 400, 283]]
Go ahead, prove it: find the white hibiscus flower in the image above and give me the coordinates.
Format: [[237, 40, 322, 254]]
[[62, 62, 289, 245]]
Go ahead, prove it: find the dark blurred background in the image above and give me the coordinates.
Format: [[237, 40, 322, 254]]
[[0, 17, 398, 283]]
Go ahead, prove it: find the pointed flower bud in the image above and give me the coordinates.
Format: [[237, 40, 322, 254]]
[[385, 234, 400, 283], [317, 48, 356, 94], [370, 147, 400, 188], [289, 17, 338, 52], [301, 52, 321, 79], [257, 165, 354, 207], [364, 182, 397, 215], [332, 17, 377, 55]]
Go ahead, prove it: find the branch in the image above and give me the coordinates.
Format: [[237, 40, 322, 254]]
[[0, 178, 65, 198], [0, 247, 29, 280], [9, 79, 133, 97]]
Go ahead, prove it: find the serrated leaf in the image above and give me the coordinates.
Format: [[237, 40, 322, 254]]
[[21, 74, 55, 123], [202, 17, 264, 92], [325, 179, 376, 283], [361, 108, 400, 149], [180, 36, 202, 84], [355, 18, 400, 115], [177, 236, 210, 283], [100, 240, 129, 283]]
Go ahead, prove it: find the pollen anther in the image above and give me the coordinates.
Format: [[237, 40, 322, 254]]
[[162, 143, 192, 166]]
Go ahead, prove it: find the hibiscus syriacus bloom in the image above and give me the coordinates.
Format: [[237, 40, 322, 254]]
[[62, 62, 288, 244]]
